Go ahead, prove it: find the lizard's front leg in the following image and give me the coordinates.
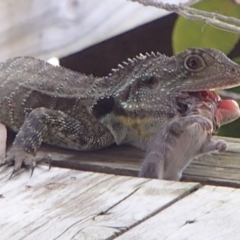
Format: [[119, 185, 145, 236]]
[[1, 107, 114, 176], [139, 152, 165, 179]]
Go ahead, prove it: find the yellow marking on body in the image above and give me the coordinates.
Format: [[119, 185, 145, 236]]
[[117, 115, 157, 139]]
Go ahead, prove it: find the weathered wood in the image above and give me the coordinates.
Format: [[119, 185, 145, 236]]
[[0, 123, 7, 160], [116, 185, 240, 240], [32, 136, 240, 187], [0, 0, 179, 61], [0, 168, 199, 239]]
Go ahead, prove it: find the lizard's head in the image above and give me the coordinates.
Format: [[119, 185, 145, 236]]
[[172, 48, 240, 91], [171, 48, 240, 125], [103, 48, 240, 117]]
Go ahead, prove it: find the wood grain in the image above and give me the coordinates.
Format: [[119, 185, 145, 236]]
[[0, 168, 199, 239], [116, 185, 240, 240]]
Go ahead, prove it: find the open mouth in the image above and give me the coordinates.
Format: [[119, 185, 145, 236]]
[[190, 90, 240, 126]]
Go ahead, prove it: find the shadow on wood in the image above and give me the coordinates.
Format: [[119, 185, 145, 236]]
[[30, 136, 240, 188]]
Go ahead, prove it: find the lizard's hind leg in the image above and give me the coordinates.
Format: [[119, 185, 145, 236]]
[[0, 107, 114, 177]]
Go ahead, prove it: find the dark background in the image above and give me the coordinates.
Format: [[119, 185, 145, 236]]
[[60, 13, 240, 77]]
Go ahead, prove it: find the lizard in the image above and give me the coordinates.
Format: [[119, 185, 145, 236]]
[[0, 48, 240, 177], [139, 91, 238, 180]]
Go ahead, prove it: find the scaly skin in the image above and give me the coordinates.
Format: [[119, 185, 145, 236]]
[[0, 48, 240, 175]]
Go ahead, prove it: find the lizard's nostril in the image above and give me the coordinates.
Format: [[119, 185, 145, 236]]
[[230, 67, 236, 73]]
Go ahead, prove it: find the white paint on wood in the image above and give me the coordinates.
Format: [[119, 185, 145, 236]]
[[116, 185, 240, 240], [0, 168, 199, 239]]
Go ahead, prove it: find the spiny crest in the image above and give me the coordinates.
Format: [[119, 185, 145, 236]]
[[106, 51, 164, 78]]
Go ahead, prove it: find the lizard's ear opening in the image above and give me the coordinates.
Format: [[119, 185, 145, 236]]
[[92, 96, 115, 119], [144, 76, 160, 89]]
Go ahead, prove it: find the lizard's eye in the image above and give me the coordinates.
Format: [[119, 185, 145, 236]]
[[184, 54, 206, 71]]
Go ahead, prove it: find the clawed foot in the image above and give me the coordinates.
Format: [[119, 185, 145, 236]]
[[192, 116, 213, 132], [0, 147, 52, 179], [215, 139, 228, 152], [180, 115, 213, 134]]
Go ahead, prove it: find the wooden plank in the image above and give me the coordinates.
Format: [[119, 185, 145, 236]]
[[116, 185, 240, 240], [0, 168, 199, 239], [31, 136, 240, 187], [0, 123, 7, 159]]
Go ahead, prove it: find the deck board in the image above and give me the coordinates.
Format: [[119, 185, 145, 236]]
[[116, 185, 240, 240], [31, 136, 240, 187], [0, 168, 199, 240]]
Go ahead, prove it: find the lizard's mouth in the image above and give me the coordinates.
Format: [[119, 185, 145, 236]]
[[189, 90, 240, 126]]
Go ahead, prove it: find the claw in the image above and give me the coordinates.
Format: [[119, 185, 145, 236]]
[[1, 156, 15, 168], [2, 147, 53, 178], [30, 164, 35, 178], [0, 161, 7, 167], [45, 155, 52, 170], [9, 168, 17, 180], [9, 167, 26, 179], [35, 154, 52, 170]]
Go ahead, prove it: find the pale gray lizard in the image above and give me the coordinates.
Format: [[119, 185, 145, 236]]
[[0, 48, 240, 176]]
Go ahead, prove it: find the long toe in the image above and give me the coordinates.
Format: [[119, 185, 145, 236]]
[[35, 155, 53, 170], [30, 162, 36, 178], [1, 155, 15, 167]]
